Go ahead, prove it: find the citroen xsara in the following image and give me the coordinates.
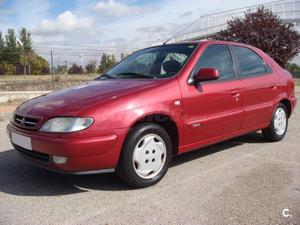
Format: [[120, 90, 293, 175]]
[[7, 41, 297, 187]]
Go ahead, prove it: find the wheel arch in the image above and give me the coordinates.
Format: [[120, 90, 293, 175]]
[[127, 113, 180, 156], [279, 98, 292, 118]]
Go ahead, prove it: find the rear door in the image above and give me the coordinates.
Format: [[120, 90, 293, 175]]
[[182, 44, 243, 145], [230, 45, 279, 129]]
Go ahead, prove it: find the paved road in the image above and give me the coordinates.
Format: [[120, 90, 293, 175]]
[[0, 96, 299, 225]]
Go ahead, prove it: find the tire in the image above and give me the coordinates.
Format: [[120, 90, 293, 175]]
[[116, 122, 172, 188], [262, 103, 288, 142]]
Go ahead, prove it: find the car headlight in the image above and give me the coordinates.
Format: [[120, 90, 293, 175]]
[[40, 117, 94, 133]]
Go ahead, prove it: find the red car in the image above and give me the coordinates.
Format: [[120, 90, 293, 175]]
[[7, 41, 297, 187]]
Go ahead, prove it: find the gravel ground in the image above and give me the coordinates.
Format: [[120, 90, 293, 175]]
[[0, 95, 299, 225]]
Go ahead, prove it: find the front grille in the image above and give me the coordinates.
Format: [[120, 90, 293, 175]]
[[14, 114, 40, 129], [13, 144, 51, 163]]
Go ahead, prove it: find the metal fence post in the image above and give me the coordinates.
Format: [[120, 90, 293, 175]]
[[51, 50, 54, 91]]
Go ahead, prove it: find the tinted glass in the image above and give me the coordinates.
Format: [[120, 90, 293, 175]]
[[195, 44, 235, 80], [103, 44, 197, 79], [232, 46, 267, 77]]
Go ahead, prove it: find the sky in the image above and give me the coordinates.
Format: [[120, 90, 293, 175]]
[[0, 0, 299, 66]]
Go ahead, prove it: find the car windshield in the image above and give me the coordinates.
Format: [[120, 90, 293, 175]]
[[99, 44, 198, 79]]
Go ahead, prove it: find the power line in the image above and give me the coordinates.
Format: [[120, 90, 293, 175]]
[[34, 42, 138, 48], [33, 47, 137, 51], [0, 50, 135, 55], [33, 44, 138, 51]]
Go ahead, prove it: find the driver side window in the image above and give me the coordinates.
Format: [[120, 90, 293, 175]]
[[195, 44, 235, 80]]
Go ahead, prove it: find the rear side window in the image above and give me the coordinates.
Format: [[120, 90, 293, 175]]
[[232, 46, 267, 77], [195, 44, 235, 80]]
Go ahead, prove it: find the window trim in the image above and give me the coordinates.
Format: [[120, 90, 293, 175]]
[[229, 45, 273, 80], [188, 44, 238, 84]]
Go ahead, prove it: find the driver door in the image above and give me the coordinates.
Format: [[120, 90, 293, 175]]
[[182, 44, 243, 146]]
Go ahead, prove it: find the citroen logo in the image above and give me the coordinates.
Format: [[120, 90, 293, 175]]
[[20, 117, 26, 127]]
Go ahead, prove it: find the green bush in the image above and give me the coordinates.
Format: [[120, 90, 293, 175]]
[[287, 63, 300, 78], [3, 63, 14, 75]]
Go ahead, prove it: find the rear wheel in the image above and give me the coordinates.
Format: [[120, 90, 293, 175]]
[[262, 103, 288, 142], [116, 123, 172, 188]]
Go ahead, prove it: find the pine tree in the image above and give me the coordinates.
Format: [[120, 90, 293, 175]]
[[0, 31, 6, 74], [5, 29, 19, 65], [19, 28, 34, 75], [19, 28, 33, 52], [0, 31, 5, 62], [98, 53, 117, 73]]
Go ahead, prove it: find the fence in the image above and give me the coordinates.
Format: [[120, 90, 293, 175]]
[[167, 0, 300, 43]]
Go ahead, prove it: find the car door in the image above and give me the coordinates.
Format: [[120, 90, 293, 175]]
[[230, 45, 279, 129], [182, 44, 243, 146]]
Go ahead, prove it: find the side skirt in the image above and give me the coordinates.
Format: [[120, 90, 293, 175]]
[[178, 123, 269, 155]]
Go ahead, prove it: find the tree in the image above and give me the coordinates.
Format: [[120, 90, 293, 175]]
[[0, 31, 5, 62], [18, 28, 34, 75], [5, 29, 19, 66], [0, 62, 14, 75], [120, 52, 130, 60], [0, 32, 5, 74], [68, 63, 84, 74], [31, 55, 50, 75], [0, 32, 4, 49], [0, 64, 6, 75], [55, 65, 67, 74], [85, 60, 97, 73], [287, 63, 300, 77], [212, 7, 300, 67], [19, 28, 32, 52], [0, 28, 50, 75], [98, 53, 116, 73]]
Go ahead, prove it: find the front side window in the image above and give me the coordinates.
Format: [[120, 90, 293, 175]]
[[232, 46, 267, 77], [161, 53, 188, 75], [101, 44, 197, 79], [194, 44, 235, 80]]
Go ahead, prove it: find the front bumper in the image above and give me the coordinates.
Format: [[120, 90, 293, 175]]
[[7, 124, 128, 173]]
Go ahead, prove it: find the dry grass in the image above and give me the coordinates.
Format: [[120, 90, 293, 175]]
[[0, 74, 99, 82], [0, 74, 100, 91]]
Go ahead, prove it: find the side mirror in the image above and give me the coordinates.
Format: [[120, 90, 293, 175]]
[[195, 68, 219, 82]]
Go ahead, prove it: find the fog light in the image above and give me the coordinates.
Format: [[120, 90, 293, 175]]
[[52, 156, 68, 164]]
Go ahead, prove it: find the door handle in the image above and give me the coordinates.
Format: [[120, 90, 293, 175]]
[[231, 91, 240, 97], [271, 85, 277, 90], [231, 90, 240, 102]]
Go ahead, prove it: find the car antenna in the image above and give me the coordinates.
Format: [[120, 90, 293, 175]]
[[163, 15, 206, 45]]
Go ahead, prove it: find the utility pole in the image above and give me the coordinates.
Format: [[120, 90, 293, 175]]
[[28, 63, 31, 75], [28, 52, 31, 75], [80, 53, 84, 68], [65, 60, 67, 74], [51, 50, 54, 90]]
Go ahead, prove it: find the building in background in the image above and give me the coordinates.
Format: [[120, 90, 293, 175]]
[[168, 0, 300, 64]]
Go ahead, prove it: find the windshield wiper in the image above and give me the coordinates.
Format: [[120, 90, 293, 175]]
[[96, 73, 114, 80], [115, 72, 154, 78]]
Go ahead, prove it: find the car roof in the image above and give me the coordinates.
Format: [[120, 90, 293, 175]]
[[162, 40, 254, 48]]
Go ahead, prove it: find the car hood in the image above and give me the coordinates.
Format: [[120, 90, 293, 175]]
[[16, 79, 164, 118]]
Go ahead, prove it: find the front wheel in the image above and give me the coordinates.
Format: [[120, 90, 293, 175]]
[[262, 103, 288, 142], [116, 123, 172, 188]]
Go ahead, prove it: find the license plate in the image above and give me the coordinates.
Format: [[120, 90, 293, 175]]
[[11, 132, 32, 151]]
